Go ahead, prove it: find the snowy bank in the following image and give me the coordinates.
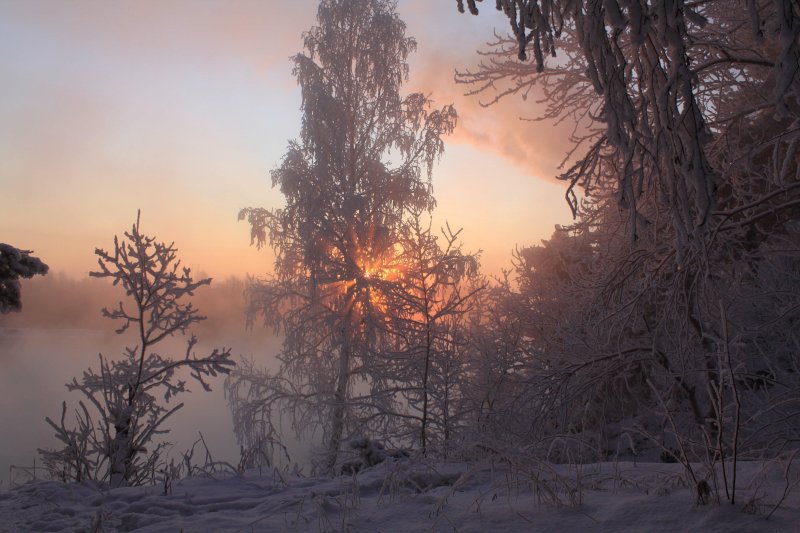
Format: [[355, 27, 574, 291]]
[[1, 460, 799, 532]]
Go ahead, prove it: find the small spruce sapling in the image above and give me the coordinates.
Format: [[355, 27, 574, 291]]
[[40, 213, 234, 487]]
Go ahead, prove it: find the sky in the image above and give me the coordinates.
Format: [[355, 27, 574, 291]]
[[0, 0, 575, 280]]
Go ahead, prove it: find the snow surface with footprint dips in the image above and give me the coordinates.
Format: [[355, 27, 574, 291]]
[[1, 460, 799, 532]]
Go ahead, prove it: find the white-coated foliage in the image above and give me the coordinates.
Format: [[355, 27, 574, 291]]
[[0, 243, 48, 313], [231, 0, 459, 474], [459, 0, 799, 259], [455, 0, 800, 504], [385, 213, 482, 456], [40, 214, 234, 487]]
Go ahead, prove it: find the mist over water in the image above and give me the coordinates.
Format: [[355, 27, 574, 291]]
[[0, 275, 288, 485], [0, 326, 283, 485]]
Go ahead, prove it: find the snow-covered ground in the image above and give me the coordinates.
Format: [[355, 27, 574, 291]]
[[2, 459, 798, 532]]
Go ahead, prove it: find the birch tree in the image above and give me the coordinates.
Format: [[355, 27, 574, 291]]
[[232, 0, 456, 473]]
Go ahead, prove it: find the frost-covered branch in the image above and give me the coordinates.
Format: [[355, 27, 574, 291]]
[[232, 0, 460, 473], [41, 213, 234, 487], [0, 243, 48, 313]]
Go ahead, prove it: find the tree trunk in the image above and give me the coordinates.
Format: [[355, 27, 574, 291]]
[[109, 409, 134, 488], [421, 290, 432, 456], [325, 322, 352, 474], [421, 324, 432, 456]]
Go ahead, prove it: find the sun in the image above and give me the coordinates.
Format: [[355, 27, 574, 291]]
[[311, 219, 407, 327]]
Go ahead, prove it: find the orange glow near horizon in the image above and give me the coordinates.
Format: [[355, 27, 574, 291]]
[[1, 0, 575, 283]]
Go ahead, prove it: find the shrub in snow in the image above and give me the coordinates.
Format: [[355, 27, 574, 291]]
[[39, 212, 234, 487], [340, 437, 409, 475]]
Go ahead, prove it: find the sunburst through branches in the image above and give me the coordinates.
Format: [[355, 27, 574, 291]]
[[321, 219, 404, 327]]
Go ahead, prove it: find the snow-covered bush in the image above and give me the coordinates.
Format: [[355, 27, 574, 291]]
[[339, 437, 409, 475], [0, 243, 48, 313], [39, 213, 234, 487]]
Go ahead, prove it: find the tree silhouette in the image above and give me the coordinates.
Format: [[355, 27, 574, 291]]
[[0, 243, 48, 313], [234, 0, 456, 472]]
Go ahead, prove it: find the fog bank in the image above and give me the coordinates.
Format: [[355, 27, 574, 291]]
[[0, 274, 289, 485]]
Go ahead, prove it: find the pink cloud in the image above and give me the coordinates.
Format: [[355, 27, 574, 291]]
[[405, 36, 578, 184]]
